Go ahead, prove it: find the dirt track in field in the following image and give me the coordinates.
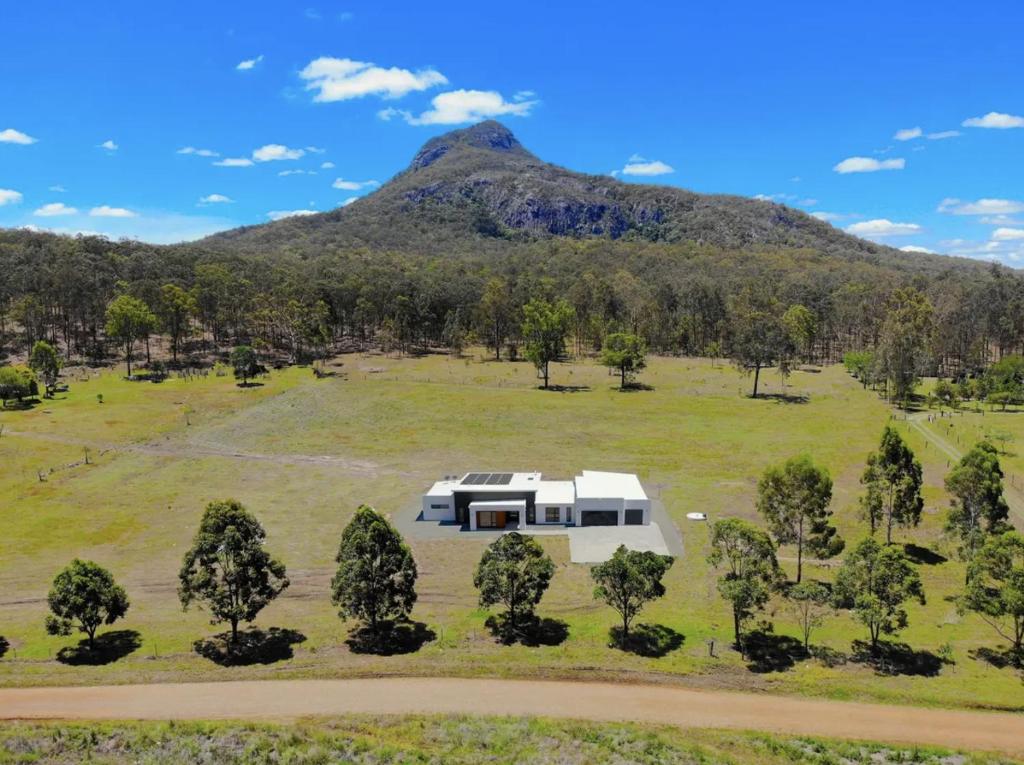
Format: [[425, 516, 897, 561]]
[[1, 677, 1022, 756]]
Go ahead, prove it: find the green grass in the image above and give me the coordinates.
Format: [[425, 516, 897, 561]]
[[1, 353, 1022, 711], [0, 716, 1017, 765]]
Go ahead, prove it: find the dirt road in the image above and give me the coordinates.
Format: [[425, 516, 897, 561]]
[[1, 677, 1022, 755]]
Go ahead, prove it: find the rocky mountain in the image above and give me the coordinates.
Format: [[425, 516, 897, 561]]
[[202, 121, 939, 267]]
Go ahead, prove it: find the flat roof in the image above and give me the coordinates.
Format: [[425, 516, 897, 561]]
[[425, 472, 542, 497], [536, 480, 575, 505], [574, 470, 648, 502]]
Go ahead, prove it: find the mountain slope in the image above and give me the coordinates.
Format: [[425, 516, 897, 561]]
[[201, 121, 986, 280]]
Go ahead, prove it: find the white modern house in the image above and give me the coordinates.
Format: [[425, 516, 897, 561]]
[[421, 470, 651, 530]]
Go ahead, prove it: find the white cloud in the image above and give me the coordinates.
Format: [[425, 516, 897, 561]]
[[320, 161, 335, 169], [34, 202, 78, 216], [332, 177, 380, 190], [845, 219, 922, 237], [99, 139, 118, 151], [300, 56, 447, 102], [0, 128, 37, 145], [0, 189, 23, 206], [381, 89, 538, 125], [178, 146, 220, 157], [811, 211, 844, 222], [342, 197, 359, 207], [213, 157, 254, 167], [199, 194, 233, 204], [938, 198, 1024, 216], [252, 144, 305, 162], [833, 157, 905, 174], [305, 145, 326, 154], [48, 185, 66, 192], [900, 245, 935, 254], [267, 209, 317, 220], [980, 215, 1024, 226], [927, 130, 960, 140], [620, 154, 674, 177], [894, 127, 922, 141], [278, 169, 316, 176], [90, 205, 137, 218], [236, 54, 264, 71], [992, 228, 1024, 242], [962, 111, 1024, 129]]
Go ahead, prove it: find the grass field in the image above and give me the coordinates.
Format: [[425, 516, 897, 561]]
[[0, 715, 1017, 765], [1, 352, 1023, 710]]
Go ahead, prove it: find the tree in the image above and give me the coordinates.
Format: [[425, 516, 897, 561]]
[[478, 277, 512, 360], [591, 545, 673, 640], [0, 366, 38, 405], [833, 538, 925, 651], [230, 345, 262, 385], [28, 340, 61, 397], [521, 298, 574, 388], [331, 506, 418, 635], [599, 332, 648, 388], [473, 532, 555, 634], [730, 310, 793, 398], [945, 441, 1011, 570], [105, 294, 156, 377], [708, 518, 780, 655], [962, 531, 1024, 659], [860, 426, 924, 544], [45, 559, 129, 650], [843, 350, 876, 388], [178, 499, 289, 642], [877, 288, 933, 406], [933, 379, 959, 410], [757, 455, 842, 583], [783, 304, 817, 364], [786, 580, 832, 652], [158, 284, 197, 364]]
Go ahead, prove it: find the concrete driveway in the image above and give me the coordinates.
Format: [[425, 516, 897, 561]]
[[567, 522, 671, 563]]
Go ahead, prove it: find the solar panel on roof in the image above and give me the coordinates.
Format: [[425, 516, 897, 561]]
[[485, 473, 503, 485], [461, 473, 485, 485]]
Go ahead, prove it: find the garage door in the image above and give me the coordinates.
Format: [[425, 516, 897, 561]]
[[581, 510, 618, 527], [624, 509, 644, 525]]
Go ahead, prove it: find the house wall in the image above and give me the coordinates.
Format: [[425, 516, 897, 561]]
[[575, 497, 652, 525], [539, 505, 574, 524], [422, 494, 454, 522]]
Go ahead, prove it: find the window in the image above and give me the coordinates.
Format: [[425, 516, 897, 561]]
[[430, 503, 448, 510], [477, 511, 499, 528], [566, 507, 573, 523], [545, 507, 560, 523]]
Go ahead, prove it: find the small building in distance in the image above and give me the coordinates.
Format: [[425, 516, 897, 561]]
[[421, 470, 651, 530]]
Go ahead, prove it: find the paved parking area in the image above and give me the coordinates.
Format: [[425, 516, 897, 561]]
[[566, 522, 671, 563]]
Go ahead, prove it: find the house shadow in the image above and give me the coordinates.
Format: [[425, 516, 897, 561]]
[[346, 620, 436, 655], [850, 639, 946, 677], [485, 614, 569, 647], [743, 630, 809, 673], [970, 646, 1023, 670], [609, 623, 684, 657], [902, 543, 947, 566], [193, 627, 306, 666], [56, 630, 141, 666]]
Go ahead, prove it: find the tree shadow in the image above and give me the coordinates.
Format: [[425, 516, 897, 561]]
[[851, 639, 946, 677], [902, 543, 947, 566], [345, 620, 436, 655], [541, 385, 590, 393], [743, 630, 809, 672], [618, 382, 655, 393], [609, 623, 684, 657], [0, 636, 8, 659], [193, 627, 306, 666], [484, 613, 569, 647], [810, 645, 848, 668], [756, 393, 810, 405], [970, 646, 1023, 670], [236, 381, 265, 389], [0, 399, 40, 411], [56, 630, 141, 666]]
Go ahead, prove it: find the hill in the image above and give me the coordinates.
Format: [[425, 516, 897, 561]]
[[201, 121, 970, 276]]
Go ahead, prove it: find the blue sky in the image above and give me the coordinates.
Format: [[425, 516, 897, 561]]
[[1, 1, 1022, 263]]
